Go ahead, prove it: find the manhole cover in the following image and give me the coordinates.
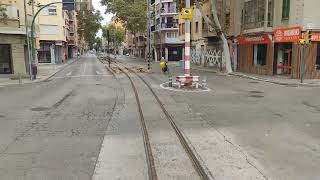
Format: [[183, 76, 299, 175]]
[[31, 107, 50, 111], [249, 95, 264, 98], [250, 91, 264, 94]]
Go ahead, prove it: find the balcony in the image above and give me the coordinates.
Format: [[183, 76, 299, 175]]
[[156, 22, 179, 31], [164, 37, 183, 44], [160, 7, 177, 15]]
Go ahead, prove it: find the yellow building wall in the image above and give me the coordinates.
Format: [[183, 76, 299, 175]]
[[37, 0, 66, 42]]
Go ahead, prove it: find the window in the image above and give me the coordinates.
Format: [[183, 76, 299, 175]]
[[316, 43, 320, 70], [253, 44, 267, 66], [243, 0, 271, 29], [195, 22, 199, 33], [48, 7, 57, 15], [282, 0, 290, 19], [0, 4, 18, 19], [40, 5, 57, 16]]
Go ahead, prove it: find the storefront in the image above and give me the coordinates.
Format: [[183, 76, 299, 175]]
[[0, 34, 27, 75], [273, 27, 301, 76], [0, 44, 13, 74], [237, 34, 273, 75], [291, 32, 320, 79]]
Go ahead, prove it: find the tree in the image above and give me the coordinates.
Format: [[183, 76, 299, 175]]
[[100, 0, 147, 34], [78, 5, 103, 50], [194, 0, 233, 73], [102, 24, 125, 52], [94, 37, 102, 51]]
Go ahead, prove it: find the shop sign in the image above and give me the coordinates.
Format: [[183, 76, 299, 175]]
[[311, 33, 320, 41], [237, 34, 271, 45], [274, 27, 301, 43]]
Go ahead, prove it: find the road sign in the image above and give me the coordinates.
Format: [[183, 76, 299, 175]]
[[182, 8, 193, 20], [63, 0, 75, 11]]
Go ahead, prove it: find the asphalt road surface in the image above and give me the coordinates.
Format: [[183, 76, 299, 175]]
[[0, 55, 117, 180]]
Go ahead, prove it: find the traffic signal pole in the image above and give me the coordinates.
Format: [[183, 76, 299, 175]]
[[184, 0, 191, 76]]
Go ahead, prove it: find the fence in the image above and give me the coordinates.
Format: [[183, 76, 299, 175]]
[[190, 48, 224, 70]]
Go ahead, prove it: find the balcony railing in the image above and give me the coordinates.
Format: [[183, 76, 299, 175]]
[[161, 22, 178, 29], [161, 7, 177, 14]]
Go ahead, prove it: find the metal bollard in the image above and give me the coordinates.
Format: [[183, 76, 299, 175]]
[[18, 73, 22, 85], [168, 76, 173, 87], [202, 77, 207, 88]]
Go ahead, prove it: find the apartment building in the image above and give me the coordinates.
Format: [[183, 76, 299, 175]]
[[36, 0, 67, 63], [0, 0, 31, 75], [66, 10, 78, 58], [151, 0, 184, 61], [236, 0, 320, 79]]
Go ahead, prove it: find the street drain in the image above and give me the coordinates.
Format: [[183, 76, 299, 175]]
[[0, 115, 5, 118], [249, 81, 260, 84], [249, 95, 264, 98], [31, 107, 50, 111], [250, 91, 264, 94]]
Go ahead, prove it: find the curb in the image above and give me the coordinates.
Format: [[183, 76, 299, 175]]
[[230, 72, 320, 87], [43, 58, 78, 81], [0, 59, 78, 87]]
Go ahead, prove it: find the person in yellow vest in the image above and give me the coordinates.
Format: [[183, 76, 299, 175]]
[[159, 57, 168, 73]]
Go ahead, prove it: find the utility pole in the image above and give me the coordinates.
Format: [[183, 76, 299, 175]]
[[184, 0, 191, 76], [146, 0, 152, 70], [24, 0, 33, 80]]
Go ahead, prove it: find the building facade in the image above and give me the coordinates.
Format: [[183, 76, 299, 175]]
[[0, 0, 32, 75], [236, 0, 320, 79], [151, 0, 184, 61]]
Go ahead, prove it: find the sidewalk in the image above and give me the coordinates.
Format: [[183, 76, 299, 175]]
[[0, 58, 76, 87], [190, 64, 320, 87]]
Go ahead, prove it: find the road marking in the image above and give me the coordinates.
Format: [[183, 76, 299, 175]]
[[51, 75, 113, 79], [96, 71, 106, 75], [66, 71, 72, 76], [82, 63, 87, 75]]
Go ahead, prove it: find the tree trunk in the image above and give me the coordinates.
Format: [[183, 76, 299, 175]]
[[194, 0, 233, 73]]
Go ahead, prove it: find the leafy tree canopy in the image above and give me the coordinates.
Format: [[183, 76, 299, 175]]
[[100, 0, 147, 34], [102, 24, 125, 49], [78, 5, 103, 49]]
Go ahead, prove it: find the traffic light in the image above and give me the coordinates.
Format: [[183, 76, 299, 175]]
[[304, 31, 312, 44]]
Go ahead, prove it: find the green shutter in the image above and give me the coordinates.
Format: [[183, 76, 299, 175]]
[[282, 0, 290, 19]]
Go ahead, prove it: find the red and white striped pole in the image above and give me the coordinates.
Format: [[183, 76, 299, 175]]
[[184, 0, 191, 76]]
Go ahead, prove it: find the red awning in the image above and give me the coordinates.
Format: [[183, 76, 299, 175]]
[[237, 34, 271, 45]]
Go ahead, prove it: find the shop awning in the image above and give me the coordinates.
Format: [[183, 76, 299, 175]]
[[237, 34, 271, 45]]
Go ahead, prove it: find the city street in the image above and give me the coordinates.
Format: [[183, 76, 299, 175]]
[[1, 55, 320, 180], [0, 55, 117, 180]]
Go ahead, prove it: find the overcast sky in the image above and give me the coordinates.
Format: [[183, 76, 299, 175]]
[[92, 0, 113, 37]]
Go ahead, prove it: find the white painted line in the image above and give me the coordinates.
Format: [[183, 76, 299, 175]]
[[82, 63, 87, 75], [51, 75, 113, 79], [66, 71, 72, 76], [160, 82, 211, 92], [96, 71, 106, 75]]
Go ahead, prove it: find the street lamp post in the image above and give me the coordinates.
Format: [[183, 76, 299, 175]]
[[30, 1, 77, 79]]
